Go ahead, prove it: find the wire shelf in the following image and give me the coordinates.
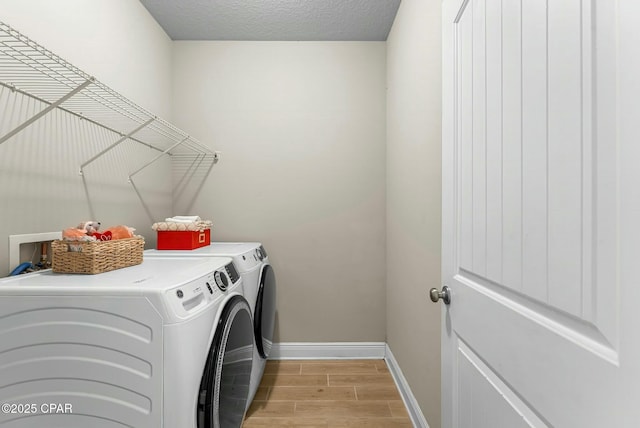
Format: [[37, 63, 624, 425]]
[[0, 21, 219, 221], [0, 21, 215, 158]]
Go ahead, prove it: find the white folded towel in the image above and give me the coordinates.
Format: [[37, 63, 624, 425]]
[[165, 216, 201, 223]]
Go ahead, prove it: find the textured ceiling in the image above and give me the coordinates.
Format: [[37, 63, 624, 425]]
[[139, 0, 401, 41]]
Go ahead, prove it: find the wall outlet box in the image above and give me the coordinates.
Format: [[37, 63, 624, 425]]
[[8, 231, 62, 272]]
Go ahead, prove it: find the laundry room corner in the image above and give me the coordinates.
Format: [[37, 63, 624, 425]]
[[386, 0, 443, 426]]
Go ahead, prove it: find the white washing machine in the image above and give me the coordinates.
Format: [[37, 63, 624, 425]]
[[0, 256, 254, 428], [145, 242, 276, 407]]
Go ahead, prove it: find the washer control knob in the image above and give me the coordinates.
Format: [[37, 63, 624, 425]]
[[214, 271, 228, 291], [256, 248, 264, 261], [176, 290, 184, 299]]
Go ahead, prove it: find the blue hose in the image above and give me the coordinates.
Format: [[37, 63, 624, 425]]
[[9, 262, 32, 276]]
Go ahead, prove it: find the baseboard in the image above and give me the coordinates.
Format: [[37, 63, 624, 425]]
[[385, 344, 430, 428], [270, 342, 386, 359]]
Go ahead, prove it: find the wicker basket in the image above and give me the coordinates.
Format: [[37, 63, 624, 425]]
[[51, 236, 144, 274]]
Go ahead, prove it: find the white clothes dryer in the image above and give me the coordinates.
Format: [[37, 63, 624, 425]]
[[0, 256, 254, 428], [145, 242, 276, 407]]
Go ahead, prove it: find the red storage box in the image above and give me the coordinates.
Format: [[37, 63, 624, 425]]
[[157, 229, 210, 250]]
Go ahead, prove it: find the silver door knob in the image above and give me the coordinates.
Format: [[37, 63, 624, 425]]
[[430, 286, 451, 305]]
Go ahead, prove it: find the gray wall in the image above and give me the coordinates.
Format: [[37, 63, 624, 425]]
[[386, 0, 442, 426], [0, 0, 174, 276], [172, 42, 388, 342]]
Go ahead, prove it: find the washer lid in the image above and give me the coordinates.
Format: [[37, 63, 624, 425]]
[[0, 256, 232, 295]]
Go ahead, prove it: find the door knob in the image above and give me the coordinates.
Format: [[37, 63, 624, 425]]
[[430, 286, 451, 305]]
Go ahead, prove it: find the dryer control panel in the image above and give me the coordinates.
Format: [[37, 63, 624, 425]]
[[165, 269, 228, 320], [232, 249, 263, 272]]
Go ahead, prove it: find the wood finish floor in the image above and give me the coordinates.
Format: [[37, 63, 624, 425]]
[[242, 359, 413, 428]]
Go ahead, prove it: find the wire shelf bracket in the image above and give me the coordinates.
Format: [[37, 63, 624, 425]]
[[79, 117, 156, 175], [128, 136, 190, 183], [0, 78, 93, 146], [80, 117, 156, 219]]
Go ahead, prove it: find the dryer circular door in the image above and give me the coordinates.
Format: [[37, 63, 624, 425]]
[[254, 264, 276, 359], [198, 295, 254, 428]]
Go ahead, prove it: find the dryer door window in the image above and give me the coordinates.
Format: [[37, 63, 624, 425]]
[[198, 296, 254, 428], [255, 264, 276, 359]]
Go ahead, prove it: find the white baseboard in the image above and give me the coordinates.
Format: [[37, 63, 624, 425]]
[[269, 342, 429, 428], [270, 342, 386, 359], [385, 344, 430, 428]]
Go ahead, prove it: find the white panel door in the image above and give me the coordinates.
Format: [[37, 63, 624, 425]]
[[441, 0, 640, 426]]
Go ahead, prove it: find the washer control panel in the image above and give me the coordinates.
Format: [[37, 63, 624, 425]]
[[214, 270, 229, 291]]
